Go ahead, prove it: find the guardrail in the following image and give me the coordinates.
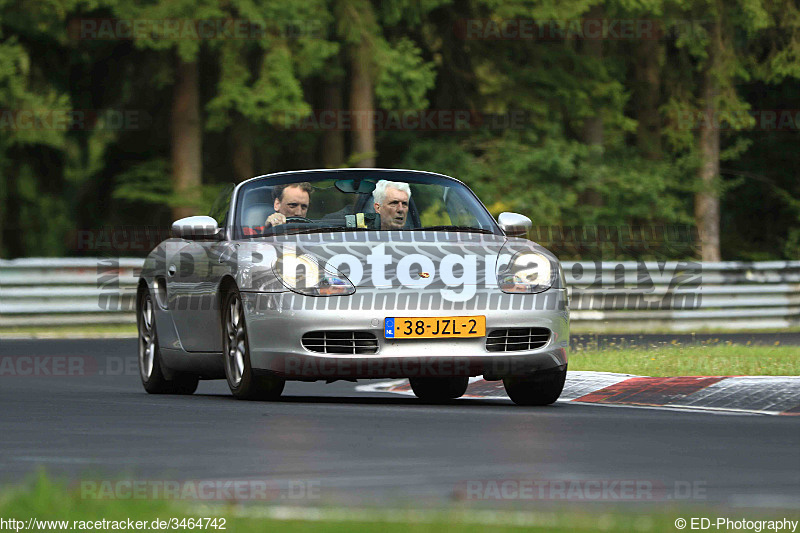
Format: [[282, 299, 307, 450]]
[[1, 258, 798, 331]]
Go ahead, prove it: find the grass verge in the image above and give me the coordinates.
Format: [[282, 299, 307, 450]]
[[569, 325, 800, 334], [569, 344, 800, 376], [0, 324, 137, 338], [2, 473, 798, 533]]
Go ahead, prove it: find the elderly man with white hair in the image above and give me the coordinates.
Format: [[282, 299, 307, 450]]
[[373, 180, 411, 230]]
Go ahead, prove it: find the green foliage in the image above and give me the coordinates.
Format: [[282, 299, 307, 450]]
[[1, 0, 799, 260], [112, 159, 173, 205], [335, 0, 380, 46], [250, 47, 311, 122], [376, 38, 436, 110], [0, 37, 69, 149], [15, 164, 71, 256], [112, 0, 226, 61], [113, 159, 227, 213], [206, 44, 312, 130], [400, 134, 690, 231]]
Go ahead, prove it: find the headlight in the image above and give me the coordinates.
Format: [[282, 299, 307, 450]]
[[497, 252, 554, 294], [273, 253, 355, 297]]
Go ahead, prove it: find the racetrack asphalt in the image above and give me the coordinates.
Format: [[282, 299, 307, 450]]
[[0, 339, 798, 510]]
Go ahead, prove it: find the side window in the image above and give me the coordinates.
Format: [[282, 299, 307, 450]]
[[414, 185, 451, 227], [208, 183, 235, 227], [444, 186, 481, 227]]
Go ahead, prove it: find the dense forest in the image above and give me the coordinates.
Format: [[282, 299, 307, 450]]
[[0, 0, 798, 260]]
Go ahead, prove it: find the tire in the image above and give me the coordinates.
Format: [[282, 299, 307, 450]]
[[502, 367, 567, 406], [222, 287, 285, 400], [138, 291, 199, 395], [409, 377, 469, 402]]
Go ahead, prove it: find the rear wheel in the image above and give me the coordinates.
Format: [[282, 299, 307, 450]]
[[503, 367, 567, 406], [223, 287, 285, 400], [138, 291, 198, 395], [409, 377, 469, 402]]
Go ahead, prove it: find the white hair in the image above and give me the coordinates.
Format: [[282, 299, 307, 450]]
[[373, 180, 411, 205]]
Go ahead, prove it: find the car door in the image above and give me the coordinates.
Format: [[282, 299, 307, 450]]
[[167, 184, 234, 353]]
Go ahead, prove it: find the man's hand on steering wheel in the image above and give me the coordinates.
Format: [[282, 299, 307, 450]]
[[265, 213, 313, 228], [265, 212, 286, 228]]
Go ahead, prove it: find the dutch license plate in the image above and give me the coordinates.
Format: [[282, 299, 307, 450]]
[[384, 316, 486, 339]]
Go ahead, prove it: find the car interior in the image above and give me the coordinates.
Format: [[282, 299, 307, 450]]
[[237, 184, 422, 236]]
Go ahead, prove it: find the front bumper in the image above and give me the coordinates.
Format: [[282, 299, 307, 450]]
[[241, 288, 569, 379]]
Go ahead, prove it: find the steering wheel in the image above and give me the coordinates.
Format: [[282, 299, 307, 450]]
[[285, 216, 313, 224]]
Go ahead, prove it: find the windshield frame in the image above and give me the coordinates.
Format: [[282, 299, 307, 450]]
[[228, 168, 502, 239]]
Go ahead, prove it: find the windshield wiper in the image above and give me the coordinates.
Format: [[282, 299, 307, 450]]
[[413, 225, 494, 234]]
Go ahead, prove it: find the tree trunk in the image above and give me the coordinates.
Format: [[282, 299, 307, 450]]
[[581, 5, 604, 147], [695, 22, 722, 261], [0, 166, 14, 258], [1, 155, 24, 258], [349, 38, 375, 167], [579, 5, 604, 208], [634, 38, 662, 160], [230, 114, 253, 182], [171, 59, 202, 220], [0, 167, 5, 258], [321, 80, 345, 167]]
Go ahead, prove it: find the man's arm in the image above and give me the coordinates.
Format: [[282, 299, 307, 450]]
[[264, 212, 286, 228]]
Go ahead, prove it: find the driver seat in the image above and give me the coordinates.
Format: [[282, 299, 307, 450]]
[[241, 203, 274, 234]]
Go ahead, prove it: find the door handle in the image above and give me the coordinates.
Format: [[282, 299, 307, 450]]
[[168, 264, 177, 276]]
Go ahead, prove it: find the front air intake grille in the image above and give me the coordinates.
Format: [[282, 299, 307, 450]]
[[485, 328, 551, 352], [302, 331, 379, 355]]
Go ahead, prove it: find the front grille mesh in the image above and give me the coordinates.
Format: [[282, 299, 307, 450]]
[[302, 331, 379, 355], [485, 327, 551, 352]]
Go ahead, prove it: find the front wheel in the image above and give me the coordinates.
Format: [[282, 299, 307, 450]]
[[138, 291, 198, 395], [503, 367, 567, 406], [409, 377, 469, 402], [223, 288, 285, 400]]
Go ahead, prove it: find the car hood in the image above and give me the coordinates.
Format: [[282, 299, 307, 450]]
[[235, 231, 559, 289]]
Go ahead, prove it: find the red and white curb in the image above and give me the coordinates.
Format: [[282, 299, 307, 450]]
[[357, 372, 800, 416]]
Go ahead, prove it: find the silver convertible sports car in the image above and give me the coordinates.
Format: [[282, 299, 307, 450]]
[[137, 169, 569, 405]]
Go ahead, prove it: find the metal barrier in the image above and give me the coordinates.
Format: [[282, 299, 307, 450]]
[[0, 258, 140, 326], [1, 258, 798, 331], [562, 260, 800, 331]]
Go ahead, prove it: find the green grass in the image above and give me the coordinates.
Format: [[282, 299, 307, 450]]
[[569, 344, 800, 376], [569, 325, 800, 334], [0, 324, 137, 338], [2, 473, 797, 533]]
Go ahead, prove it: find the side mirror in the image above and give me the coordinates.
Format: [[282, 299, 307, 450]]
[[497, 212, 532, 237], [172, 216, 222, 240]]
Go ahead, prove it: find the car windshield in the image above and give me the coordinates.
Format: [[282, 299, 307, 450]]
[[233, 170, 499, 238]]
